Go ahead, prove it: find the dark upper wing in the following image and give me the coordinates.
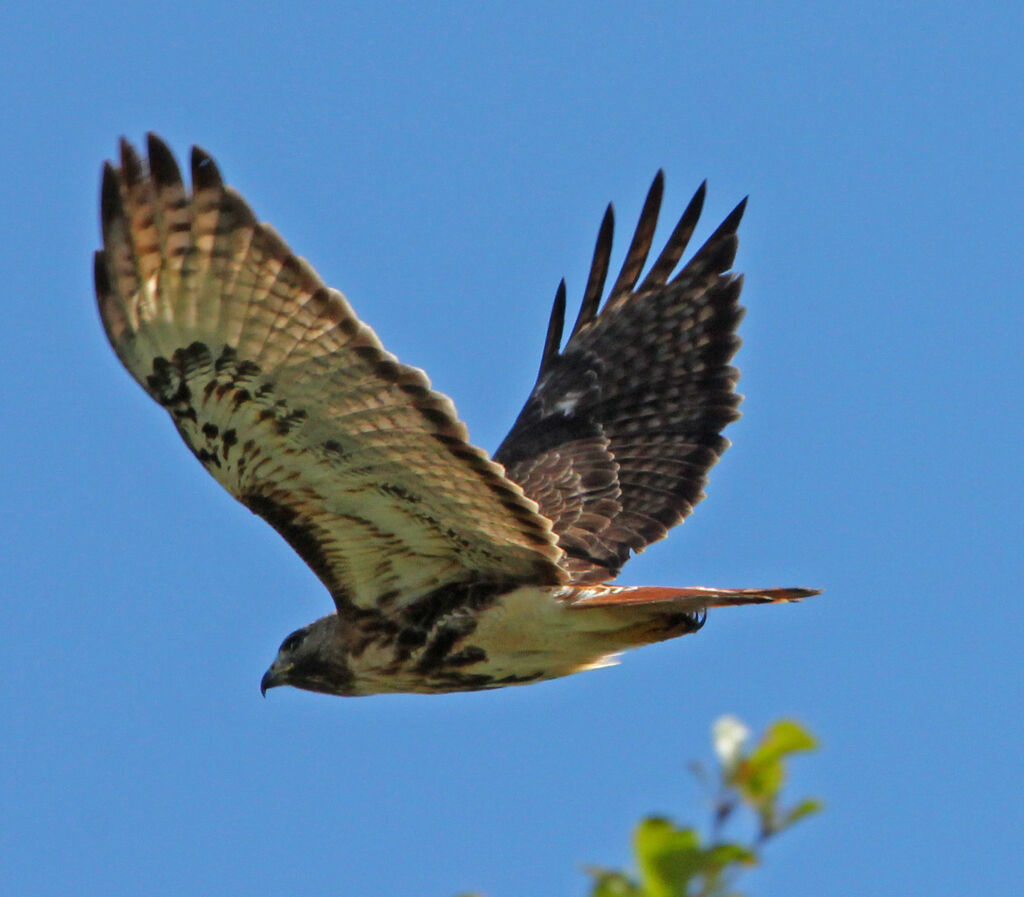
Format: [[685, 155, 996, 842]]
[[96, 135, 566, 615], [494, 173, 745, 584]]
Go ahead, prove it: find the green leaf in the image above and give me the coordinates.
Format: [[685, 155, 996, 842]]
[[579, 718, 821, 897], [738, 759, 782, 808], [781, 798, 824, 829], [589, 870, 645, 897], [634, 817, 705, 897], [737, 720, 818, 806], [703, 843, 758, 870], [755, 720, 818, 759]]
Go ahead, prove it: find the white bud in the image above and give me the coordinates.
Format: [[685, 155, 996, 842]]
[[712, 714, 750, 768]]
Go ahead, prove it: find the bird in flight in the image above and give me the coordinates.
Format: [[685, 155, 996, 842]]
[[95, 135, 819, 697]]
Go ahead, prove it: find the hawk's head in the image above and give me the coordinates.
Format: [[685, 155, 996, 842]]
[[260, 615, 355, 697]]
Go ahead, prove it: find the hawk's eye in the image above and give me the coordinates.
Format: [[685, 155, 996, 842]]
[[280, 631, 305, 653]]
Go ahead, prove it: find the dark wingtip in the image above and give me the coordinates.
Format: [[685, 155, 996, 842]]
[[571, 202, 615, 338], [146, 132, 182, 187], [191, 144, 223, 190], [118, 138, 142, 187], [607, 171, 665, 303], [538, 279, 567, 378], [100, 161, 122, 231], [674, 193, 748, 281], [722, 196, 748, 233], [692, 181, 708, 218], [637, 179, 709, 291], [93, 249, 110, 296]]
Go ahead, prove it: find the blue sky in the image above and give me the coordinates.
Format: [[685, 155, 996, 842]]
[[2, 2, 1021, 895]]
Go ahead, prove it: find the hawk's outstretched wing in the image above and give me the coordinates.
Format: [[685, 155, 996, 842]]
[[96, 136, 565, 616], [495, 173, 745, 584]]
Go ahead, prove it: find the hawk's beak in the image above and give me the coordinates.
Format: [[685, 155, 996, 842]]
[[260, 667, 286, 696]]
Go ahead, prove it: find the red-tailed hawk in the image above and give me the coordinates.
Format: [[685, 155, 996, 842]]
[[95, 135, 819, 697]]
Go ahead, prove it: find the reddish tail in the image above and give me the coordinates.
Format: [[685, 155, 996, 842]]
[[567, 584, 822, 612]]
